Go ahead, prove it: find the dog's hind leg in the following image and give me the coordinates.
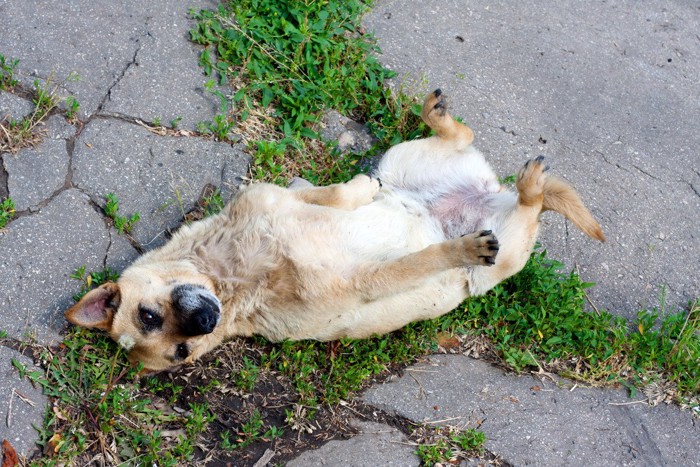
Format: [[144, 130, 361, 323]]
[[466, 157, 548, 296], [421, 89, 474, 150], [293, 174, 381, 210]]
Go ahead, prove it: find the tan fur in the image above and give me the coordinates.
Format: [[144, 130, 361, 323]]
[[66, 90, 604, 372]]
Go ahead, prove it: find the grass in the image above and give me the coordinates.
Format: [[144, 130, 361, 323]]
[[5, 0, 698, 465], [29, 249, 695, 465], [0, 197, 15, 229], [13, 328, 213, 466], [1, 54, 20, 90], [0, 54, 81, 154], [189, 0, 428, 185], [414, 426, 486, 465], [104, 193, 140, 235]]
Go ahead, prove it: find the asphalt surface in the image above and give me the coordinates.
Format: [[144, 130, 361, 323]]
[[1, 0, 698, 465]]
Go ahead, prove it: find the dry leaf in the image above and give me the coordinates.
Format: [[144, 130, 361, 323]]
[[2, 439, 19, 467], [436, 332, 460, 350], [44, 433, 62, 456]]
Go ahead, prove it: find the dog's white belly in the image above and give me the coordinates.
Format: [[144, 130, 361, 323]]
[[286, 190, 444, 272]]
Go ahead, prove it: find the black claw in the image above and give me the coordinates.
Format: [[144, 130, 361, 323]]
[[434, 100, 444, 109], [489, 245, 500, 251], [486, 239, 499, 245], [481, 256, 496, 265], [434, 88, 442, 97], [535, 155, 545, 163], [543, 165, 551, 172], [479, 230, 492, 236]]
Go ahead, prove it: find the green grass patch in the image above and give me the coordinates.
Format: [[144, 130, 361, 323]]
[[0, 197, 15, 229], [16, 328, 214, 466], [189, 0, 428, 185], [414, 425, 486, 465]]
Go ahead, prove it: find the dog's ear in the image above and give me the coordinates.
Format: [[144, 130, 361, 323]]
[[65, 282, 120, 331]]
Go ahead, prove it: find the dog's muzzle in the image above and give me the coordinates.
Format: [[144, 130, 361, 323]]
[[171, 284, 221, 336]]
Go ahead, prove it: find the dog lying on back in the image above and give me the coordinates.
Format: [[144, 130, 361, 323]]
[[66, 90, 604, 372]]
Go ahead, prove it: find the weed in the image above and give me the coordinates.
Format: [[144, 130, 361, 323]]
[[0, 53, 19, 90], [198, 112, 235, 140], [0, 197, 15, 229], [0, 58, 80, 154], [70, 265, 119, 301], [64, 95, 80, 120], [413, 424, 486, 465], [202, 187, 225, 217], [232, 356, 260, 392], [190, 0, 428, 184], [170, 115, 183, 129], [220, 408, 281, 450], [104, 192, 140, 235]]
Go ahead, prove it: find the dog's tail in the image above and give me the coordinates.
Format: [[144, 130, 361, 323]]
[[542, 176, 606, 242]]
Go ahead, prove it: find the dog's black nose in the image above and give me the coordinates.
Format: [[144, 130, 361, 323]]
[[183, 309, 217, 336], [172, 284, 220, 336]]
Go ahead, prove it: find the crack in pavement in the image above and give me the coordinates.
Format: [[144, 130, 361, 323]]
[[631, 163, 664, 182], [95, 38, 147, 114], [687, 181, 700, 200]]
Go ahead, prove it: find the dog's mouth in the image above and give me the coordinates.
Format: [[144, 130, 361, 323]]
[[172, 284, 221, 336]]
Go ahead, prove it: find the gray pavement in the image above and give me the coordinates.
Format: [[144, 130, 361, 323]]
[[0, 0, 698, 464], [364, 0, 700, 318]]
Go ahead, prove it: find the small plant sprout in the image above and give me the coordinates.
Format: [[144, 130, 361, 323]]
[[104, 192, 140, 234]]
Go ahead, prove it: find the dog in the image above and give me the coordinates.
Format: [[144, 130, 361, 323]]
[[66, 89, 605, 372]]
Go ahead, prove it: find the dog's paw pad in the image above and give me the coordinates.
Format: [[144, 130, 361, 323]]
[[517, 156, 547, 186], [461, 230, 499, 266], [424, 89, 448, 117], [433, 94, 448, 115], [475, 231, 499, 266]]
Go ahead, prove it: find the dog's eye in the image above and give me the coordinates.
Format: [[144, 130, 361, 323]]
[[138, 306, 162, 328]]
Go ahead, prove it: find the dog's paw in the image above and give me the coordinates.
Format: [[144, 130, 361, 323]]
[[516, 156, 548, 206], [424, 88, 448, 117], [460, 230, 500, 266], [346, 174, 381, 206]]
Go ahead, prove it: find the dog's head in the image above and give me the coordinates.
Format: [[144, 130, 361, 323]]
[[65, 265, 222, 372]]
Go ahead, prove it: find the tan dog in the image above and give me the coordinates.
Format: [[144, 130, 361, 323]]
[[66, 90, 604, 372]]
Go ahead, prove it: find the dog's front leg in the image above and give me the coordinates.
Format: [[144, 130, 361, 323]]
[[294, 174, 381, 210], [350, 230, 499, 301]]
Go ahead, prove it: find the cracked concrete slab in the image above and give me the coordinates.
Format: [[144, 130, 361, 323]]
[[102, 0, 222, 131], [0, 0, 220, 123], [0, 346, 47, 459], [287, 420, 420, 467], [4, 115, 74, 212], [72, 118, 249, 249], [0, 189, 109, 344], [364, 355, 700, 466], [0, 1, 155, 119], [364, 0, 700, 318], [0, 91, 34, 122]]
